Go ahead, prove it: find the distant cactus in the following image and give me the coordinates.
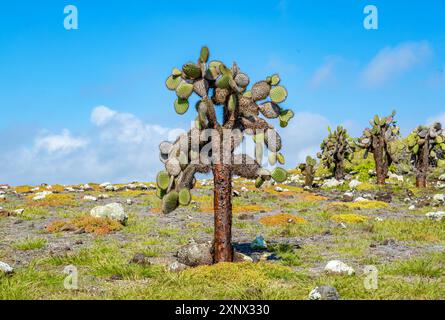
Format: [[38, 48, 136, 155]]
[[406, 123, 445, 187], [317, 126, 355, 180], [356, 112, 400, 185], [157, 47, 294, 263], [299, 156, 317, 187]]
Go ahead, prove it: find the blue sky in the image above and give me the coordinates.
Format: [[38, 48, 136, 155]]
[[1, 0, 445, 185]]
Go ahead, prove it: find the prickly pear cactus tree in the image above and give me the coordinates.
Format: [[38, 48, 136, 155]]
[[298, 156, 317, 187], [157, 47, 294, 263], [356, 112, 400, 185], [317, 126, 354, 180], [406, 123, 445, 187]]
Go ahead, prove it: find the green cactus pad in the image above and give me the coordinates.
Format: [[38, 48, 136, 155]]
[[166, 75, 182, 91], [255, 177, 265, 189], [216, 74, 231, 89], [156, 171, 170, 190], [206, 60, 222, 80], [269, 86, 288, 103], [171, 68, 182, 77], [174, 98, 189, 115], [270, 74, 281, 86], [178, 188, 192, 206], [156, 187, 166, 199], [277, 153, 285, 165], [228, 94, 237, 112], [182, 63, 202, 79], [162, 191, 179, 214], [271, 167, 288, 183], [200, 46, 209, 63], [176, 81, 194, 99]]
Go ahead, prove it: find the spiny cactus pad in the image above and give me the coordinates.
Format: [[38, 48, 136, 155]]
[[178, 188, 192, 206], [269, 86, 288, 103], [271, 167, 288, 183], [162, 191, 179, 214], [156, 171, 170, 191]]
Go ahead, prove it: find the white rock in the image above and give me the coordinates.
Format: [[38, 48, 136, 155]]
[[31, 187, 40, 192], [375, 217, 384, 222], [388, 172, 404, 182], [0, 261, 13, 274], [324, 260, 355, 276], [105, 185, 117, 192], [436, 182, 445, 189], [0, 195, 5, 200], [90, 203, 128, 224], [100, 182, 112, 188], [426, 211, 445, 221], [349, 179, 362, 189], [168, 261, 189, 272], [438, 174, 445, 181], [309, 286, 340, 300], [83, 195, 97, 202], [126, 199, 133, 205], [98, 194, 110, 200], [13, 208, 24, 215], [408, 205, 416, 211], [65, 187, 76, 192], [322, 178, 344, 188], [433, 194, 445, 203], [275, 187, 284, 192], [354, 197, 369, 202], [241, 187, 249, 192], [32, 191, 53, 201], [82, 184, 93, 191]]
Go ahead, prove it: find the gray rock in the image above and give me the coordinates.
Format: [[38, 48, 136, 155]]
[[309, 286, 340, 300], [130, 253, 151, 266], [168, 261, 189, 272], [324, 260, 355, 276], [176, 242, 213, 267], [426, 211, 445, 221], [233, 252, 254, 263], [90, 203, 128, 224], [0, 261, 13, 274]]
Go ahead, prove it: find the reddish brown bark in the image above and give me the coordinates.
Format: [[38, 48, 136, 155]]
[[416, 141, 430, 188], [372, 134, 391, 185], [213, 163, 233, 263]]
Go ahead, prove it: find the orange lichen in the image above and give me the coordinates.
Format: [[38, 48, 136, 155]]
[[46, 216, 122, 235], [27, 194, 77, 207], [259, 214, 307, 226]]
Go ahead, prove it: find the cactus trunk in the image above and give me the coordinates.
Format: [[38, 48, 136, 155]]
[[416, 140, 430, 188], [373, 134, 390, 185], [213, 163, 233, 263]]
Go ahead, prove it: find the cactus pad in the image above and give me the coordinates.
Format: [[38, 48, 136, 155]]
[[156, 171, 170, 190], [178, 188, 192, 206], [271, 167, 288, 183], [269, 86, 288, 103]]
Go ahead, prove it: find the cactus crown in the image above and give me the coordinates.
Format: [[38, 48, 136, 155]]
[[407, 122, 445, 166], [157, 47, 294, 213]]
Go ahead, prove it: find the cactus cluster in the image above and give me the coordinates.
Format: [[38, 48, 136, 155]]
[[317, 126, 354, 180], [356, 111, 400, 184], [299, 156, 317, 187], [406, 123, 445, 187]]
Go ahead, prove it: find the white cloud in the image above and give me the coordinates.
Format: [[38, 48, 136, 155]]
[[427, 113, 445, 126], [280, 112, 330, 166], [0, 106, 332, 185], [361, 41, 432, 87], [34, 129, 88, 154], [91, 105, 117, 126], [309, 57, 339, 89]]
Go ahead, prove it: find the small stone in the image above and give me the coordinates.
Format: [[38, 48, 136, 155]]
[[233, 190, 240, 197], [349, 179, 362, 189], [168, 261, 189, 272], [426, 211, 445, 221], [322, 178, 344, 188], [233, 252, 254, 263], [309, 286, 340, 300], [433, 194, 445, 204], [0, 261, 13, 274], [13, 209, 25, 215], [32, 191, 52, 201], [126, 199, 133, 205], [375, 217, 384, 222], [251, 235, 267, 250], [83, 195, 97, 202], [176, 242, 213, 267], [354, 197, 369, 202], [343, 192, 354, 202], [130, 253, 152, 266], [324, 260, 355, 276], [275, 187, 284, 193], [438, 173, 445, 181], [240, 187, 249, 192], [408, 205, 416, 211]]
